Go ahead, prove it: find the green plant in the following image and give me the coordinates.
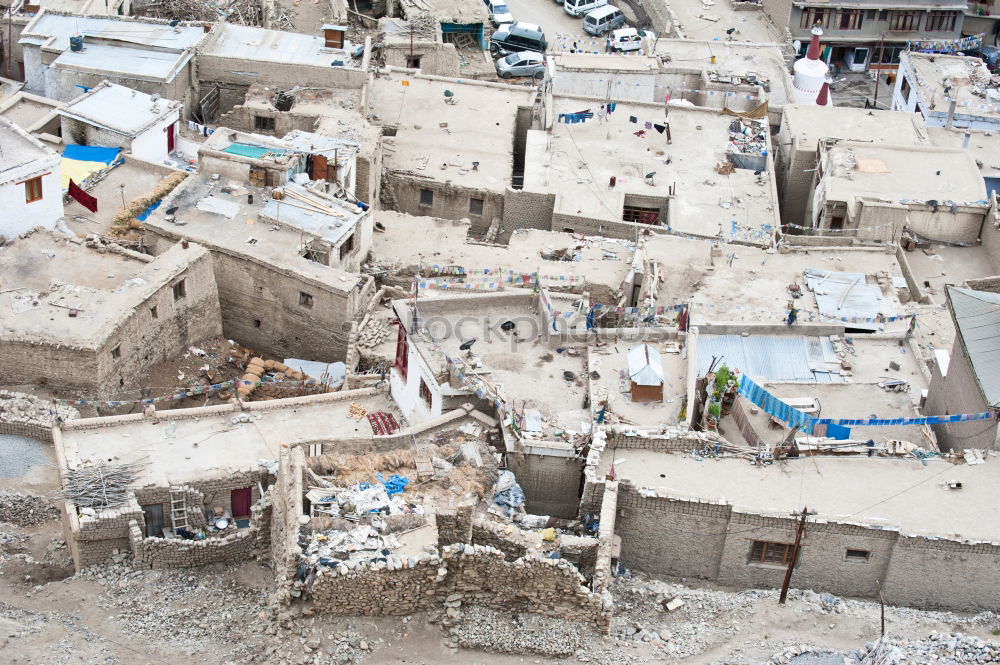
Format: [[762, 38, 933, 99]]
[[708, 401, 721, 420], [712, 390, 722, 401], [714, 364, 734, 392]]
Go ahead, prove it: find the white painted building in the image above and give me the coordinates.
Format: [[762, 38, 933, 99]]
[[58, 82, 182, 164], [892, 52, 1000, 132], [0, 116, 63, 241]]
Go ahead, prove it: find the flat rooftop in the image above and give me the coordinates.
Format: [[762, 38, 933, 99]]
[[20, 12, 207, 51], [525, 100, 778, 242], [368, 75, 535, 191], [780, 104, 929, 149], [59, 82, 178, 136], [145, 177, 365, 291], [926, 126, 1000, 181], [0, 117, 56, 182], [643, 240, 913, 330], [822, 143, 988, 206], [399, 0, 488, 22], [64, 159, 178, 236], [667, 0, 781, 44], [654, 40, 795, 108], [53, 41, 193, 81], [903, 52, 1000, 122], [590, 342, 686, 427], [600, 450, 1000, 542], [722, 382, 928, 447], [202, 23, 358, 68], [0, 92, 62, 133], [372, 211, 637, 294], [400, 291, 591, 437], [0, 232, 204, 346], [59, 392, 402, 487]]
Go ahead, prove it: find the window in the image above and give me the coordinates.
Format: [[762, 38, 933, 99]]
[[890, 11, 920, 31], [419, 188, 434, 206], [749, 540, 794, 565], [339, 233, 354, 260], [830, 216, 844, 230], [150, 305, 158, 319], [837, 9, 863, 30], [622, 205, 660, 224], [23, 176, 43, 203], [254, 319, 262, 328], [419, 378, 433, 408], [845, 548, 871, 562], [877, 10, 888, 21], [172, 279, 186, 300], [853, 48, 869, 67], [800, 9, 830, 29], [469, 197, 484, 216], [254, 115, 275, 131], [871, 46, 904, 65], [900, 77, 911, 103], [298, 291, 314, 308], [406, 55, 422, 69], [111, 345, 121, 360], [925, 11, 957, 32]]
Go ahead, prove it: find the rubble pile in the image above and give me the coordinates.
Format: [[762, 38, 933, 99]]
[[849, 634, 1000, 665], [0, 390, 78, 432], [448, 604, 589, 655], [0, 491, 59, 526]]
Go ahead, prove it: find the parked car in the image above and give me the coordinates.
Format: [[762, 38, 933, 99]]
[[607, 27, 655, 52], [564, 0, 606, 17], [583, 5, 626, 36], [483, 0, 514, 26], [489, 22, 547, 58], [495, 51, 546, 79]]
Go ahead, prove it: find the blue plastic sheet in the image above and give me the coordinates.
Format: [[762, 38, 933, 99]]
[[62, 144, 121, 165], [378, 473, 409, 496], [135, 199, 162, 221]]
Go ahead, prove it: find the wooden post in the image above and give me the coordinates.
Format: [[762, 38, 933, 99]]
[[778, 507, 809, 604]]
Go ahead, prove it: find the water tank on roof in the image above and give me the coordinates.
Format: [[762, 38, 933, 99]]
[[69, 35, 84, 52]]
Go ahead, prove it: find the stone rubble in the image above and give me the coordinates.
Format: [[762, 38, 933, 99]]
[[0, 492, 60, 527]]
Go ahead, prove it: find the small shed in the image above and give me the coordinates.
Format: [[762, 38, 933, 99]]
[[628, 344, 664, 402]]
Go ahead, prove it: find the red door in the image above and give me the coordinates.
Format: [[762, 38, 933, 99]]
[[231, 487, 252, 517], [311, 154, 328, 181], [166, 123, 175, 154]]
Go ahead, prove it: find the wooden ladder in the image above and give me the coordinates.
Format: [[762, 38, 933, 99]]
[[169, 488, 189, 532]]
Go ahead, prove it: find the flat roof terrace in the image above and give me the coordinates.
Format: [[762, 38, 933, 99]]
[[598, 450, 1000, 542]]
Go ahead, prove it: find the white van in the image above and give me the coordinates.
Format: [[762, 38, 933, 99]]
[[608, 27, 655, 52], [564, 0, 607, 17], [583, 5, 626, 35]]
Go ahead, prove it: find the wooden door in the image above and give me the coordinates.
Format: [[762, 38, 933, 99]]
[[142, 504, 164, 537], [231, 487, 252, 518], [166, 122, 175, 153], [311, 154, 328, 181], [249, 168, 266, 187]]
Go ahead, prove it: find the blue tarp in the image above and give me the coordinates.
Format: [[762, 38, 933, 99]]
[[135, 199, 162, 222], [62, 144, 122, 165]]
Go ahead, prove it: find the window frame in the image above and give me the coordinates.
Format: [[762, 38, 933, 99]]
[[172, 279, 186, 301], [23, 175, 43, 203], [925, 11, 956, 33], [253, 115, 276, 131], [890, 11, 920, 32], [845, 548, 872, 562], [419, 377, 433, 408], [749, 540, 795, 566], [419, 188, 434, 206], [837, 9, 863, 30], [338, 233, 354, 260], [111, 345, 121, 360], [469, 197, 485, 216], [298, 291, 314, 309], [150, 305, 158, 319], [800, 9, 830, 30]]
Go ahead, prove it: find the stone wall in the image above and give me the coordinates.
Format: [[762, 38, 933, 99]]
[[502, 189, 555, 232], [507, 451, 584, 519], [925, 337, 997, 451], [882, 536, 1000, 611], [129, 519, 258, 568], [0, 391, 79, 441], [385, 173, 504, 228], [72, 495, 146, 569], [305, 543, 610, 630]]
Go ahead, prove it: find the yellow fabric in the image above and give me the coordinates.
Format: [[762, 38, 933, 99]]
[[722, 100, 769, 119], [60, 158, 108, 190]]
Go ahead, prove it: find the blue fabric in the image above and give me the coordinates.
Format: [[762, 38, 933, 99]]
[[827, 423, 851, 440], [135, 199, 162, 221], [62, 144, 121, 165]]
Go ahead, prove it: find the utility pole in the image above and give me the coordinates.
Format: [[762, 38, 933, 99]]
[[876, 579, 886, 638], [778, 507, 812, 604], [872, 33, 886, 109]]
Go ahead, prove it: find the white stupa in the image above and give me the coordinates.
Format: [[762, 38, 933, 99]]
[[792, 25, 832, 106]]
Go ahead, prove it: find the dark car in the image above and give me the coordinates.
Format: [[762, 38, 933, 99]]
[[489, 22, 547, 58]]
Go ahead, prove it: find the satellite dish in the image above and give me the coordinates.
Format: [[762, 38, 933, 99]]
[[169, 19, 180, 27], [459, 338, 477, 351]]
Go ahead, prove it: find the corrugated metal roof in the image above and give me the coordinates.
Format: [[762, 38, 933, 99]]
[[697, 335, 844, 382], [628, 344, 663, 385], [948, 286, 1000, 408]]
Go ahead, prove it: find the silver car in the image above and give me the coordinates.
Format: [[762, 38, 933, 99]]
[[495, 51, 546, 79]]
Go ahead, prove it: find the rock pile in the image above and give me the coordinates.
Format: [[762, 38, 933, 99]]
[[0, 492, 59, 526], [0, 391, 79, 439], [849, 633, 1000, 665]]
